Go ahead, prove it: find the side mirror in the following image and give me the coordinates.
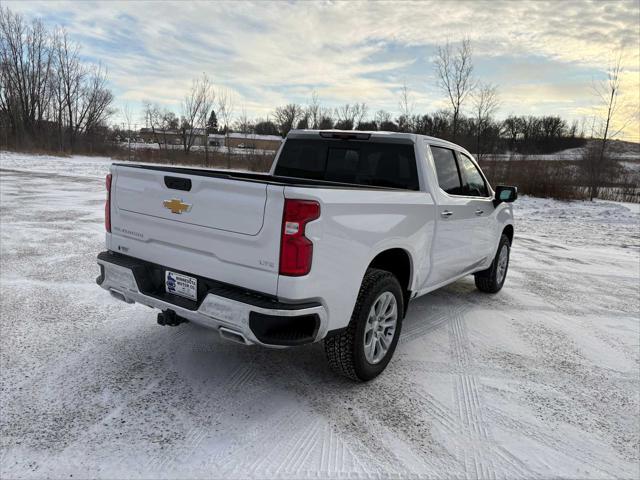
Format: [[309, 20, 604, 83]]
[[494, 185, 517, 206]]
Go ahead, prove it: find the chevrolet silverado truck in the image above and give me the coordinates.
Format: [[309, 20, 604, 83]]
[[97, 130, 517, 381]]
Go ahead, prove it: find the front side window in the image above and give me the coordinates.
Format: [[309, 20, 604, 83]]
[[431, 146, 464, 195], [457, 153, 489, 197]]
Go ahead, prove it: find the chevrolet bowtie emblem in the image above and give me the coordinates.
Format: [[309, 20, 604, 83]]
[[163, 198, 192, 214]]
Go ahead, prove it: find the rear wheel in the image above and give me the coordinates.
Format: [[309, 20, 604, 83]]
[[475, 234, 510, 293], [324, 269, 403, 381]]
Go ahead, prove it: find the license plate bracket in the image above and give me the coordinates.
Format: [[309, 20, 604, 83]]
[[165, 270, 198, 301]]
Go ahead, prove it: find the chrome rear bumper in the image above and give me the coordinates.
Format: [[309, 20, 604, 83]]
[[97, 253, 327, 347]]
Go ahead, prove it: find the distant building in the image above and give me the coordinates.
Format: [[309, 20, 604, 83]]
[[139, 127, 207, 146], [209, 132, 282, 151], [137, 128, 282, 151], [208, 134, 225, 147]]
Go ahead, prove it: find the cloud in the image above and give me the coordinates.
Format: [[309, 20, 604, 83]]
[[5, 0, 639, 139]]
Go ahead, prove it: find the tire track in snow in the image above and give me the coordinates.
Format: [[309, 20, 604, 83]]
[[400, 307, 452, 345], [143, 426, 208, 474], [147, 356, 279, 476], [226, 363, 258, 393], [215, 409, 370, 479], [486, 407, 630, 478], [449, 307, 532, 479], [317, 422, 368, 477], [272, 418, 324, 476], [408, 388, 459, 435]]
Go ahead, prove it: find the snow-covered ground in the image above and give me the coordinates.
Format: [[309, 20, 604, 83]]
[[1, 151, 639, 479], [487, 141, 640, 167], [120, 141, 277, 156]]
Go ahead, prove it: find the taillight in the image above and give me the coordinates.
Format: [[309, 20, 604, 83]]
[[279, 199, 320, 276], [105, 173, 112, 232]]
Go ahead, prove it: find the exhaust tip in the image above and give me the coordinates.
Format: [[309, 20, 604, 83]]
[[219, 327, 250, 345], [110, 289, 134, 304]]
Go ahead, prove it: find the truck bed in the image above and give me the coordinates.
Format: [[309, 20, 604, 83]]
[[113, 163, 404, 191]]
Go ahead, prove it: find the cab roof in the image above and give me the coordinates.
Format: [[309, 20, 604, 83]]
[[287, 129, 471, 157]]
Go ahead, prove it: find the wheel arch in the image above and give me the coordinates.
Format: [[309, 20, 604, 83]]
[[502, 224, 514, 245], [366, 248, 413, 316]]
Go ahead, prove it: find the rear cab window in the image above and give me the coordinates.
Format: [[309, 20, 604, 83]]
[[274, 139, 419, 190]]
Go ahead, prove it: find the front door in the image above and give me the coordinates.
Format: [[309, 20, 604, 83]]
[[456, 152, 496, 263], [425, 145, 479, 288]]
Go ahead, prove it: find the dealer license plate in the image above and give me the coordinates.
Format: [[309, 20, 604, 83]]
[[165, 270, 197, 301]]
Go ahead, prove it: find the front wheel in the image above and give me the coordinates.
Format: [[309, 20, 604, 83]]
[[474, 234, 511, 293], [324, 269, 403, 381]]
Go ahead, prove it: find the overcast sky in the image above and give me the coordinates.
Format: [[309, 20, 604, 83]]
[[7, 0, 640, 140]]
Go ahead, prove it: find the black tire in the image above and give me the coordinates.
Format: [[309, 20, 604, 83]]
[[474, 234, 511, 293], [324, 268, 404, 381]]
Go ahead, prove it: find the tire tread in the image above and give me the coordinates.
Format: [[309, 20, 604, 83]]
[[324, 269, 394, 380], [474, 234, 510, 293]]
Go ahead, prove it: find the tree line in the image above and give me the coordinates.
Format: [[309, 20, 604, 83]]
[[1, 4, 629, 174], [0, 7, 115, 152]]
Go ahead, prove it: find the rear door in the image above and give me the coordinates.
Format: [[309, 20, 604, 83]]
[[109, 166, 284, 295], [424, 145, 479, 287]]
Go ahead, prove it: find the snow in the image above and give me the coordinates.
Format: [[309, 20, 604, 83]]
[[1, 151, 639, 479], [120, 141, 278, 155], [488, 145, 639, 162], [213, 132, 283, 142]]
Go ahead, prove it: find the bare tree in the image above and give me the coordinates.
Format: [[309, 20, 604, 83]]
[[122, 102, 133, 159], [216, 87, 235, 167], [143, 101, 177, 149], [397, 84, 414, 132], [273, 103, 304, 136], [76, 64, 114, 134], [354, 103, 368, 127], [318, 113, 334, 130], [53, 29, 114, 150], [54, 29, 83, 149], [472, 82, 499, 159], [374, 109, 391, 125], [216, 87, 235, 133], [142, 101, 164, 148], [0, 7, 54, 144], [235, 108, 253, 133], [583, 52, 628, 200], [334, 103, 368, 130], [0, 6, 113, 151], [306, 91, 321, 129], [180, 73, 214, 154], [434, 38, 475, 140]]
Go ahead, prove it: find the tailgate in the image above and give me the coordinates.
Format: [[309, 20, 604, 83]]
[[108, 165, 284, 295], [116, 166, 267, 235]]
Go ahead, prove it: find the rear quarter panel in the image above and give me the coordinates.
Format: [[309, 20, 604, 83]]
[[277, 186, 436, 335]]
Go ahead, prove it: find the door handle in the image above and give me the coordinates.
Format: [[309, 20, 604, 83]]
[[475, 209, 484, 216], [441, 210, 453, 218]]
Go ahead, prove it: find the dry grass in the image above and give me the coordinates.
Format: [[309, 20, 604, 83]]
[[480, 154, 639, 202]]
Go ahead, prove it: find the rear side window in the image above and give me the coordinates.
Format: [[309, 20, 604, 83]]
[[431, 146, 464, 195], [457, 153, 489, 197], [274, 139, 419, 190]]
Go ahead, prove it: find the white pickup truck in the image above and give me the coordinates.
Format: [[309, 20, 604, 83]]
[[97, 130, 516, 380]]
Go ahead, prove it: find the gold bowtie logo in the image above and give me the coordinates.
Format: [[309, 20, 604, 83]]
[[163, 198, 192, 214]]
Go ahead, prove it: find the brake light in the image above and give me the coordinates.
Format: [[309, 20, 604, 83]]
[[279, 199, 320, 276], [105, 173, 112, 232], [319, 131, 371, 140]]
